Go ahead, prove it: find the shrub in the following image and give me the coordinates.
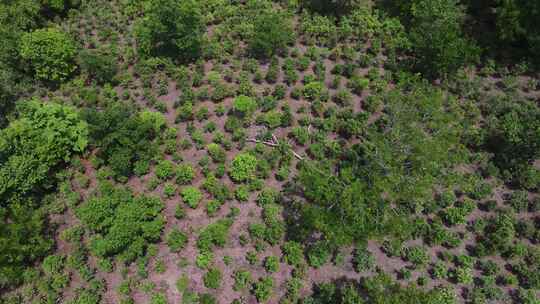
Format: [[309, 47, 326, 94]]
[[163, 183, 177, 198], [207, 143, 226, 163], [264, 256, 280, 273], [233, 270, 252, 291], [354, 247, 375, 272], [42, 254, 64, 276], [203, 268, 222, 289], [348, 76, 369, 95], [199, 294, 217, 304], [440, 207, 467, 226], [432, 262, 448, 279], [509, 190, 529, 212], [233, 95, 257, 117], [303, 81, 326, 101], [197, 219, 232, 252], [334, 89, 353, 105], [166, 229, 188, 252], [176, 275, 189, 292], [206, 200, 223, 217], [150, 293, 167, 304], [20, 28, 77, 82], [454, 266, 473, 284], [282, 241, 304, 266], [300, 0, 365, 16], [307, 241, 332, 268], [196, 251, 214, 269], [235, 185, 250, 202], [230, 153, 258, 182], [253, 277, 274, 302], [174, 204, 186, 219], [176, 164, 195, 185], [155, 160, 175, 180], [181, 186, 202, 208], [401, 246, 429, 267]]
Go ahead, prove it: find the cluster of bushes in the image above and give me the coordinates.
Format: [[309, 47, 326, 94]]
[[82, 104, 165, 180], [76, 182, 165, 262]]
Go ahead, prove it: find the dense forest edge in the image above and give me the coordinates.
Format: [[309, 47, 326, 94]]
[[0, 0, 539, 303]]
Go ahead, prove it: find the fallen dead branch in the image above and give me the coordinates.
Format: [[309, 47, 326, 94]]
[[246, 134, 304, 160]]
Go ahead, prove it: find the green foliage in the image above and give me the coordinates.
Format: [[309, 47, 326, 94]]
[[484, 99, 539, 189], [0, 100, 87, 288], [282, 241, 304, 266], [234, 270, 252, 291], [495, 1, 540, 58], [300, 0, 366, 17], [76, 182, 164, 261], [307, 241, 332, 268], [139, 110, 167, 133], [479, 213, 515, 256], [233, 95, 257, 117], [42, 254, 64, 276], [166, 228, 188, 252], [135, 0, 204, 61], [303, 81, 326, 100], [203, 268, 222, 289], [1, 99, 88, 199], [305, 274, 457, 304], [253, 277, 274, 303], [176, 164, 195, 185], [454, 266, 473, 284], [249, 11, 293, 58], [155, 160, 175, 180], [196, 251, 214, 269], [409, 0, 479, 77], [264, 256, 280, 273], [181, 186, 202, 208], [293, 75, 465, 245], [78, 48, 118, 84], [401, 246, 429, 267], [207, 143, 226, 163], [354, 247, 375, 272], [83, 103, 161, 178], [230, 152, 258, 182], [199, 293, 217, 304], [150, 293, 168, 304], [197, 219, 232, 252], [20, 27, 77, 82]]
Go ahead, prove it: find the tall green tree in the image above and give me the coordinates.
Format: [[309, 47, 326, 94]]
[[300, 0, 367, 17], [249, 10, 294, 59], [20, 27, 78, 82], [0, 99, 88, 288], [495, 0, 540, 58], [135, 0, 204, 61], [0, 99, 88, 200], [409, 0, 479, 78]]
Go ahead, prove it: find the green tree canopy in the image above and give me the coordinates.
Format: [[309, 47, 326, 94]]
[[0, 99, 88, 288], [135, 0, 204, 61], [249, 10, 294, 59], [409, 0, 479, 78], [20, 27, 78, 82], [291, 74, 466, 245], [300, 0, 367, 17], [0, 99, 88, 200]]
